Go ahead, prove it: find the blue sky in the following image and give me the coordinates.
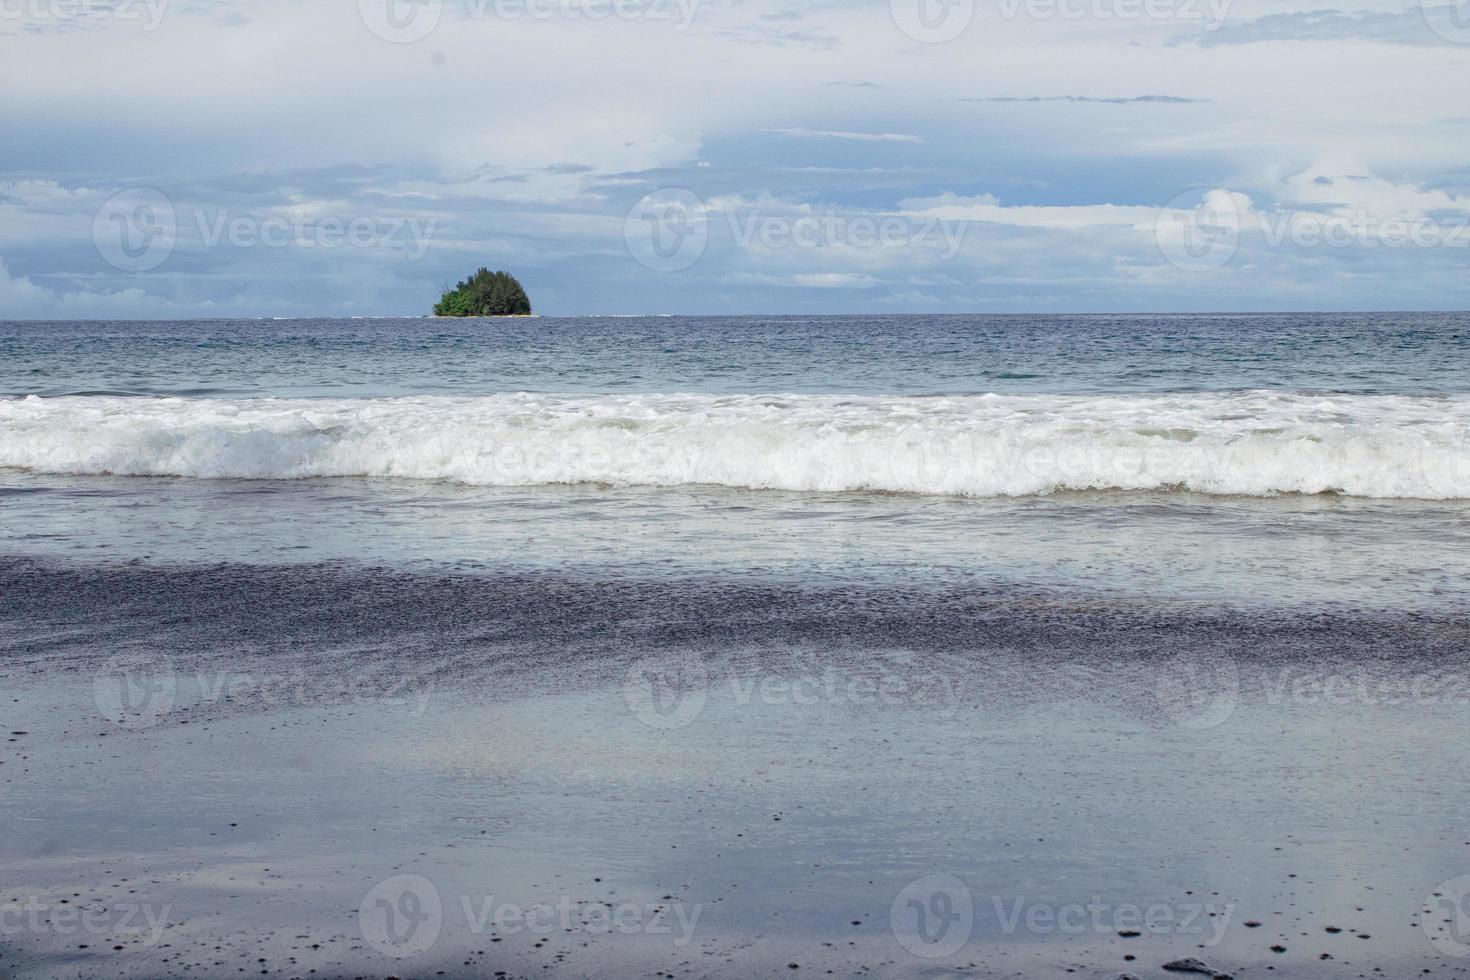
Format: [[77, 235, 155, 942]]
[[2, 0, 1469, 316]]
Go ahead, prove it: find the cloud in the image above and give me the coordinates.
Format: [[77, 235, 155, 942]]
[[898, 192, 1160, 230], [723, 271, 883, 288], [0, 258, 55, 312], [759, 128, 925, 144], [790, 272, 881, 287], [1258, 157, 1470, 218], [1171, 7, 1460, 47], [960, 95, 1209, 104], [716, 25, 838, 47], [0, 256, 183, 318]]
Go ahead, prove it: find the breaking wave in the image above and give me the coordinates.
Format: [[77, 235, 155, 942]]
[[2, 391, 1467, 499]]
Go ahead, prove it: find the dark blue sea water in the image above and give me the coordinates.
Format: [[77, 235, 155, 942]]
[[3, 313, 1468, 397]]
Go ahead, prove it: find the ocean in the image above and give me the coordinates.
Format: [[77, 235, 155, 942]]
[[1, 313, 1468, 607], [1, 313, 1468, 978]]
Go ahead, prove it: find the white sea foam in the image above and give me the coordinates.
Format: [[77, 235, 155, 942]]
[[1, 392, 1467, 498]]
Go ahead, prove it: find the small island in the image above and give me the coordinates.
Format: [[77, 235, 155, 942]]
[[433, 268, 533, 317]]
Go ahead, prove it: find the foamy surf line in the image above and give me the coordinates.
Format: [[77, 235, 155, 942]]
[[2, 391, 1468, 499]]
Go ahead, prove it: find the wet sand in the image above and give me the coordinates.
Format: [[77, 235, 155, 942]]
[[2, 559, 1469, 979]]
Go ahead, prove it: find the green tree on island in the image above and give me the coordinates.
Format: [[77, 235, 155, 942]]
[[433, 268, 532, 316]]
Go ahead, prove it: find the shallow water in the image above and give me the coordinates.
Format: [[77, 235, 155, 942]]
[[2, 474, 1469, 610]]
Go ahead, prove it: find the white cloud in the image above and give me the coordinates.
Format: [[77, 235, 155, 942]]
[[721, 271, 882, 287], [791, 272, 882, 287], [758, 128, 926, 144], [0, 257, 178, 318], [899, 192, 1160, 230], [0, 259, 54, 313]]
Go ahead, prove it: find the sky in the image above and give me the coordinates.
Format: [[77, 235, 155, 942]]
[[1, 0, 1469, 317]]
